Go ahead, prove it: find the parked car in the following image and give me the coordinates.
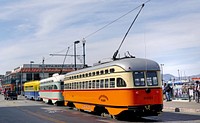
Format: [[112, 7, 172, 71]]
[[4, 90, 18, 100]]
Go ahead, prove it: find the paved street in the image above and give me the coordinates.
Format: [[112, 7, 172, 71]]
[[0, 95, 200, 123]]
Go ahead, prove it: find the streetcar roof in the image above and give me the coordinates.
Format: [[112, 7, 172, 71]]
[[40, 74, 64, 83], [65, 58, 160, 76], [24, 80, 40, 85]]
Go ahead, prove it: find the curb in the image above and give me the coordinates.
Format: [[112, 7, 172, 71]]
[[163, 107, 200, 113]]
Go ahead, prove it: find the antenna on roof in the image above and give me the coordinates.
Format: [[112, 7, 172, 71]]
[[112, 4, 145, 60]]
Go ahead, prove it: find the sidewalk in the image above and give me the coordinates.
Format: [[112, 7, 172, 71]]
[[163, 100, 200, 113]]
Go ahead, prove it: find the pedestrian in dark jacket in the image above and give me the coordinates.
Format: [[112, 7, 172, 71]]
[[164, 83, 172, 101]]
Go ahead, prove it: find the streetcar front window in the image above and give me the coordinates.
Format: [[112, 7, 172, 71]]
[[133, 71, 145, 86], [146, 71, 158, 86]]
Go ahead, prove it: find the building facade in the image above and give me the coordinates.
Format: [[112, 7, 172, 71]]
[[1, 64, 83, 94]]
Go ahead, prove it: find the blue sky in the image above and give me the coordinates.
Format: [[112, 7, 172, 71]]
[[0, 0, 200, 76]]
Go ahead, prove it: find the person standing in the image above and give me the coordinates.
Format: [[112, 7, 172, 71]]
[[164, 83, 172, 101], [195, 81, 200, 103]]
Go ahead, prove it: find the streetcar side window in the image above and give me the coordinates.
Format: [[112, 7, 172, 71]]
[[100, 79, 104, 88], [110, 78, 115, 88], [117, 78, 127, 87], [105, 79, 109, 88], [92, 80, 95, 88], [96, 71, 100, 75], [146, 71, 158, 86], [105, 69, 109, 74], [69, 83, 72, 89], [133, 71, 145, 86], [86, 81, 88, 89], [54, 85, 58, 89], [110, 68, 115, 73], [89, 73, 91, 76], [76, 82, 78, 89], [78, 82, 81, 89], [96, 80, 99, 88], [89, 81, 92, 88], [92, 72, 95, 76]]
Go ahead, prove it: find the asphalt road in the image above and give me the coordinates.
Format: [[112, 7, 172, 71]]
[[0, 95, 200, 123]]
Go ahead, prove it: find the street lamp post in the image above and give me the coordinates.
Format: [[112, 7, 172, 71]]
[[82, 39, 86, 68], [178, 69, 180, 81], [160, 64, 164, 85], [30, 61, 34, 80], [74, 41, 80, 70], [20, 70, 23, 95]]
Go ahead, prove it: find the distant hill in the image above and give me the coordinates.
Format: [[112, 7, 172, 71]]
[[163, 74, 176, 81], [190, 74, 200, 78], [163, 74, 200, 82]]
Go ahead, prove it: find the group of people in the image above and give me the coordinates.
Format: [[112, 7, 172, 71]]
[[163, 81, 200, 102]]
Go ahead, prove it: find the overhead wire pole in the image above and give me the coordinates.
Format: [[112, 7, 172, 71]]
[[50, 38, 86, 69], [59, 47, 70, 74]]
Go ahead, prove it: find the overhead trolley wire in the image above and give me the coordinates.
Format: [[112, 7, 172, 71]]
[[84, 0, 151, 39], [46, 0, 151, 64]]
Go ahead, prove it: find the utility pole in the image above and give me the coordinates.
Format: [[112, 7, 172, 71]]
[[50, 40, 86, 69], [82, 39, 86, 67], [178, 69, 180, 81], [74, 41, 80, 70], [160, 64, 164, 85], [42, 57, 45, 79], [30, 61, 34, 80]]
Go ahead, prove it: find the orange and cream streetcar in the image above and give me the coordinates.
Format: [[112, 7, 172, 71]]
[[63, 57, 163, 118]]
